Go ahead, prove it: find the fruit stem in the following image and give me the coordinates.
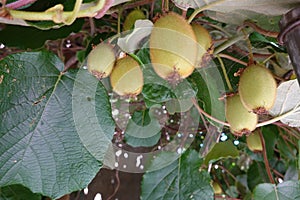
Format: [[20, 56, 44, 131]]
[[216, 55, 234, 92], [117, 7, 122, 34], [256, 106, 300, 128], [5, 0, 106, 23], [242, 29, 254, 65], [129, 53, 145, 69], [187, 0, 226, 24], [213, 34, 245, 55], [243, 20, 279, 38], [191, 97, 230, 127], [258, 129, 275, 184], [218, 53, 247, 66]]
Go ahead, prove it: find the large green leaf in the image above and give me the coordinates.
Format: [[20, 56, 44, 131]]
[[253, 180, 300, 200], [0, 51, 114, 198], [0, 184, 41, 200], [141, 150, 213, 200]]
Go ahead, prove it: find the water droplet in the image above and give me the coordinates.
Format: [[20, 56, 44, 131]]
[[214, 165, 219, 169], [136, 155, 143, 167], [189, 194, 194, 199], [84, 187, 88, 195], [123, 152, 128, 158], [0, 43, 5, 49], [162, 105, 166, 109], [115, 150, 122, 157], [220, 135, 228, 141], [189, 134, 194, 138], [199, 143, 203, 147], [123, 164, 127, 169], [157, 146, 161, 150], [112, 109, 119, 116], [278, 178, 283, 183], [83, 66, 88, 70], [139, 165, 144, 170], [177, 147, 183, 154], [170, 119, 174, 123], [94, 193, 102, 200], [233, 140, 239, 145], [114, 162, 119, 168], [177, 133, 182, 138]]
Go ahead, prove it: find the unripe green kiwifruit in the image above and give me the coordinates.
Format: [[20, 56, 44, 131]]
[[212, 181, 223, 195], [110, 56, 143, 96], [87, 43, 115, 79], [226, 94, 258, 136], [246, 130, 263, 152], [191, 23, 213, 68], [238, 64, 277, 114], [123, 9, 146, 31], [149, 12, 198, 83]]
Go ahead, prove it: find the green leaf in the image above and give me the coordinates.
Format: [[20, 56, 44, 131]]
[[0, 51, 114, 198], [141, 150, 213, 200], [247, 161, 269, 191], [125, 108, 161, 147], [261, 125, 278, 159], [253, 180, 300, 200], [0, 20, 84, 49], [188, 67, 225, 127], [0, 184, 41, 200], [203, 140, 239, 165]]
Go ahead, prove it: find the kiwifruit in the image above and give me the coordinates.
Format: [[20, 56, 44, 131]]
[[238, 64, 277, 114], [191, 23, 213, 68], [123, 9, 146, 31], [212, 181, 223, 195], [149, 12, 198, 83], [87, 43, 115, 79], [225, 94, 258, 136], [246, 130, 263, 152], [110, 56, 143, 96]]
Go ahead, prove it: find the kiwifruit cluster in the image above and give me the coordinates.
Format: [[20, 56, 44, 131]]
[[226, 64, 277, 136], [149, 12, 213, 84], [87, 42, 144, 97], [86, 12, 213, 97]]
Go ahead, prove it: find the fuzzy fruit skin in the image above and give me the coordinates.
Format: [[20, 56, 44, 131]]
[[123, 9, 146, 31], [191, 23, 213, 68], [110, 56, 143, 96], [87, 43, 115, 79], [238, 64, 277, 114], [212, 182, 223, 195], [246, 130, 263, 152], [149, 12, 198, 82], [226, 94, 258, 136]]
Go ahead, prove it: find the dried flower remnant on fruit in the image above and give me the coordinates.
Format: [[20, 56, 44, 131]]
[[238, 64, 277, 114], [87, 43, 116, 79], [225, 94, 258, 136], [110, 56, 143, 96], [149, 12, 198, 84]]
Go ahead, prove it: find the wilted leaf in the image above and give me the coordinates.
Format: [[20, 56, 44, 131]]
[[253, 180, 300, 200], [269, 80, 300, 127], [141, 150, 213, 200], [0, 51, 114, 198]]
